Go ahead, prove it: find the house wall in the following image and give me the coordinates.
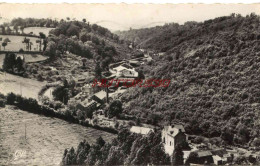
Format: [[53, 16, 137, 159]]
[[174, 132, 187, 146]]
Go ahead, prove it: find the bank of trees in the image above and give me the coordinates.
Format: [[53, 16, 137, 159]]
[[10, 17, 59, 28], [120, 13, 260, 145], [61, 129, 171, 165]]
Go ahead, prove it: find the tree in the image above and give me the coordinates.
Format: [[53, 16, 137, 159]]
[[22, 37, 30, 51], [16, 56, 24, 72], [108, 100, 123, 118], [52, 81, 69, 105], [2, 42, 7, 50], [44, 41, 57, 59], [172, 143, 184, 165], [82, 18, 86, 23], [14, 25, 18, 34], [2, 53, 16, 72], [96, 136, 106, 147], [66, 24, 80, 37], [4, 38, 11, 43], [20, 26, 24, 34], [92, 24, 98, 31], [150, 144, 171, 165], [1, 26, 5, 34], [38, 32, 46, 51], [94, 62, 102, 79]]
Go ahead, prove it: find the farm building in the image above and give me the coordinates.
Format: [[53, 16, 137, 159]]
[[116, 68, 138, 78], [162, 124, 187, 155], [91, 90, 107, 104], [130, 126, 154, 135], [76, 99, 98, 113]]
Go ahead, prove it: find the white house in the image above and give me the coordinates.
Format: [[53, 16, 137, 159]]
[[162, 125, 188, 155]]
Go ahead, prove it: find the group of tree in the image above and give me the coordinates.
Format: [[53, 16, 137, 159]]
[[120, 13, 260, 145], [61, 129, 171, 165], [52, 79, 70, 105], [10, 17, 59, 28], [2, 53, 24, 73], [44, 19, 122, 73]]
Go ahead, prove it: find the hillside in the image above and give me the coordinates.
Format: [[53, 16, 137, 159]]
[[120, 13, 260, 145], [46, 20, 131, 62]]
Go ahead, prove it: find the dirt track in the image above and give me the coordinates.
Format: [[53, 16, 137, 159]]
[[0, 106, 116, 166]]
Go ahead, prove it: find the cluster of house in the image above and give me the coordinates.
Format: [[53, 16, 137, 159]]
[[130, 124, 235, 165], [75, 89, 107, 114]]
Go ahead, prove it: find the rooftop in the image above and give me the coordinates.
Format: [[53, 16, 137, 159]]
[[164, 124, 185, 137], [130, 126, 154, 135], [93, 90, 106, 100], [197, 151, 213, 157]]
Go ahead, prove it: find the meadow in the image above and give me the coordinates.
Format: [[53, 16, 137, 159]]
[[0, 35, 43, 51], [0, 106, 116, 166], [23, 27, 54, 36]]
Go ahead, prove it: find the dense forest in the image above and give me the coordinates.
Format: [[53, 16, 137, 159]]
[[119, 13, 260, 145]]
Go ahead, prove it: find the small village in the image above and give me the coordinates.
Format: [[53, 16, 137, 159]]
[[53, 49, 259, 165]]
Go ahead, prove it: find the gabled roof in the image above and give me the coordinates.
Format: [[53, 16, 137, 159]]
[[197, 151, 212, 157], [211, 149, 228, 157], [93, 90, 106, 100], [164, 125, 185, 137], [113, 65, 128, 72]]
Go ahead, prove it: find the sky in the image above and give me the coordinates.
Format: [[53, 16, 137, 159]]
[[0, 3, 260, 31]]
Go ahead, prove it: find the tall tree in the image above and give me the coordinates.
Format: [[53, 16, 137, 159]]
[[2, 42, 7, 50], [108, 100, 123, 118], [2, 53, 16, 72], [172, 143, 184, 165]]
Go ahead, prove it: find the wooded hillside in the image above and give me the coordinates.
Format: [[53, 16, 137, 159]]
[[120, 13, 260, 145]]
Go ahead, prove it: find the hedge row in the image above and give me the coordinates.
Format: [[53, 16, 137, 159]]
[[5, 92, 118, 134]]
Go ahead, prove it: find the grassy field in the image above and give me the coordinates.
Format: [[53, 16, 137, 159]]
[[0, 72, 46, 100], [23, 27, 54, 36], [0, 106, 116, 166], [0, 35, 43, 51]]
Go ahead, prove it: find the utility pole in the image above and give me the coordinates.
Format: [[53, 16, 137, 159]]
[[25, 123, 26, 140], [20, 82, 22, 96]]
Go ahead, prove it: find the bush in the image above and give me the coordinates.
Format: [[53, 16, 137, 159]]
[[0, 99, 6, 107]]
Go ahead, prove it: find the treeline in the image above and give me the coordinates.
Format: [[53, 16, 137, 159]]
[[10, 17, 59, 28], [61, 129, 171, 165], [120, 13, 260, 145], [3, 93, 118, 134]]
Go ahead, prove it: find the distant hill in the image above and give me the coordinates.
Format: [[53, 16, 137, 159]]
[[120, 13, 260, 145]]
